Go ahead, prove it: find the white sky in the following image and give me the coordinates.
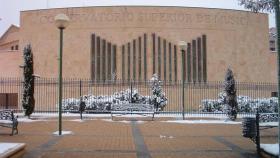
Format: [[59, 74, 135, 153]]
[[0, 0, 275, 37]]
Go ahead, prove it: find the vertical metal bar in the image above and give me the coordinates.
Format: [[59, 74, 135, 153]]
[[182, 50, 185, 120], [256, 109, 260, 155], [128, 43, 131, 80], [130, 81, 133, 103], [5, 93, 8, 109], [133, 39, 136, 80], [58, 28, 63, 135], [138, 36, 142, 81], [113, 45, 117, 81], [174, 45, 177, 81], [202, 35, 207, 82], [122, 45, 125, 80], [158, 37, 161, 79], [187, 43, 192, 83], [169, 42, 172, 81], [144, 34, 147, 81], [274, 1, 280, 155], [164, 39, 167, 81], [79, 79, 82, 97], [102, 39, 106, 82], [197, 37, 202, 83], [107, 42, 112, 81], [96, 36, 101, 82], [152, 33, 156, 74], [192, 40, 197, 83], [91, 34, 96, 81]]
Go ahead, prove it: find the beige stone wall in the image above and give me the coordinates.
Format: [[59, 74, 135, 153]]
[[0, 25, 20, 50], [19, 6, 275, 82], [0, 41, 19, 51], [0, 50, 21, 77]]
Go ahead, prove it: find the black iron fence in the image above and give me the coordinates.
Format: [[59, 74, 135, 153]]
[[0, 78, 278, 117]]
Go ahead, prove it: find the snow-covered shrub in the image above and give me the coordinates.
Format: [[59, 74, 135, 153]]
[[61, 75, 168, 112], [61, 88, 153, 112], [200, 92, 278, 113], [150, 74, 168, 111]]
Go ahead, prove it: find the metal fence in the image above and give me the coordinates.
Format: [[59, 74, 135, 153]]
[[0, 78, 277, 117]]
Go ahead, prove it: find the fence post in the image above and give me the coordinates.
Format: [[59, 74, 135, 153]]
[[182, 50, 186, 120], [79, 79, 82, 97], [130, 80, 133, 103], [5, 93, 8, 109], [256, 109, 260, 155]]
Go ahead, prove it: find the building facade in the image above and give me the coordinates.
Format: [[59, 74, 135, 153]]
[[0, 6, 276, 83]]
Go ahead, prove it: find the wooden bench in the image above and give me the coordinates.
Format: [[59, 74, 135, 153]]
[[111, 104, 156, 120], [0, 110, 18, 136]]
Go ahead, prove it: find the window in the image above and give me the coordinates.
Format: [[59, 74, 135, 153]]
[[15, 45, 19, 50], [270, 40, 276, 52], [271, 92, 278, 97], [11, 46, 14, 50]]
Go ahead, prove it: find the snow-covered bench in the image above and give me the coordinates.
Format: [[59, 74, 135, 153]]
[[259, 113, 278, 129], [111, 104, 156, 120], [242, 112, 278, 156], [258, 113, 278, 156], [0, 110, 18, 136]]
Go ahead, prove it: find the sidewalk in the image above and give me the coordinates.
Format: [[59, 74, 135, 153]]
[[0, 117, 273, 158]]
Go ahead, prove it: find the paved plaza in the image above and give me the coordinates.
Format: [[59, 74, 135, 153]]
[[0, 117, 277, 158]]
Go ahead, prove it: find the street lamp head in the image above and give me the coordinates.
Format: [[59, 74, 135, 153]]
[[178, 41, 187, 51], [55, 14, 70, 29]]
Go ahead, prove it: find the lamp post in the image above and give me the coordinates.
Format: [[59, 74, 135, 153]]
[[274, 0, 280, 156], [178, 41, 187, 120], [55, 14, 69, 136]]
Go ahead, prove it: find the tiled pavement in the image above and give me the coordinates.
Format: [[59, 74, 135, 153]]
[[0, 118, 276, 158]]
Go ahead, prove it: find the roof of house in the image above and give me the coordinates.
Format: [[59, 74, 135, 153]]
[[0, 25, 20, 42]]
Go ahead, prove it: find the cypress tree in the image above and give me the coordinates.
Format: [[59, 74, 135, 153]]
[[22, 44, 35, 117], [224, 68, 238, 121]]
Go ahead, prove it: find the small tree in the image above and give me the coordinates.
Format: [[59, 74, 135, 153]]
[[150, 74, 167, 111], [238, 0, 274, 12], [224, 68, 238, 121], [22, 44, 35, 118]]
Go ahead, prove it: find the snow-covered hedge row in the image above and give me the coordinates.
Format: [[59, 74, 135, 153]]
[[200, 92, 278, 113], [62, 88, 167, 112]]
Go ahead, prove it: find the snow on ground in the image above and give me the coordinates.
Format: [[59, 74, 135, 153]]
[[14, 112, 252, 119], [53, 131, 73, 136], [17, 118, 47, 122], [260, 144, 279, 156], [259, 122, 278, 127], [0, 120, 12, 124], [68, 119, 86, 122], [160, 135, 175, 139], [162, 120, 241, 125], [101, 119, 145, 124], [0, 143, 25, 155]]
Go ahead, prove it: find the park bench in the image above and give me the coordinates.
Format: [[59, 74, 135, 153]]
[[0, 110, 18, 136], [111, 103, 156, 120], [258, 113, 278, 129], [242, 112, 278, 156]]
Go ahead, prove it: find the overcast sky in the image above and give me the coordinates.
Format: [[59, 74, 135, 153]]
[[0, 0, 275, 36]]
